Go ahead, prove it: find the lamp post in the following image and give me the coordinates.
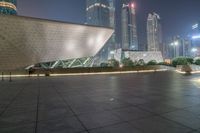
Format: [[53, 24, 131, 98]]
[[170, 41, 179, 58], [191, 48, 198, 57]]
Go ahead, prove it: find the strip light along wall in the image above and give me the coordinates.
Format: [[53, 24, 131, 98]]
[[87, 3, 109, 11], [0, 1, 17, 11]]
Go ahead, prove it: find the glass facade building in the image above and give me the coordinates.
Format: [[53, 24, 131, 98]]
[[86, 0, 116, 64], [86, 0, 110, 27], [147, 13, 162, 52], [121, 2, 138, 51], [191, 22, 200, 56], [0, 0, 17, 15]]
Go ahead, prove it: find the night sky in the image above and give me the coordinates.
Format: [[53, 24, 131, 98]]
[[18, 0, 200, 46]]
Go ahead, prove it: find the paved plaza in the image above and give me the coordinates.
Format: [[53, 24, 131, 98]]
[[0, 71, 200, 133]]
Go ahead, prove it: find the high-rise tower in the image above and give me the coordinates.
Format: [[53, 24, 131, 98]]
[[147, 13, 162, 51], [86, 0, 110, 27], [107, 0, 116, 51], [0, 0, 17, 15], [86, 0, 116, 63], [121, 2, 138, 50]]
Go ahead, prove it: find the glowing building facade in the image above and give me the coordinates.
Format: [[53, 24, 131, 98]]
[[86, 0, 116, 64], [0, 0, 17, 15], [0, 15, 113, 70], [121, 2, 138, 50], [147, 13, 162, 52], [86, 0, 110, 27], [191, 22, 200, 56]]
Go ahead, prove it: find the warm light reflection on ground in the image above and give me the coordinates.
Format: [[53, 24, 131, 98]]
[[191, 77, 200, 88]]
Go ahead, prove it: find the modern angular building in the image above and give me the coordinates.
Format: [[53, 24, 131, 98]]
[[147, 13, 162, 52], [121, 2, 138, 51], [0, 15, 113, 70], [0, 0, 17, 15]]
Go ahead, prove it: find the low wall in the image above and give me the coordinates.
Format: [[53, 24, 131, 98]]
[[32, 65, 163, 75], [176, 65, 200, 72]]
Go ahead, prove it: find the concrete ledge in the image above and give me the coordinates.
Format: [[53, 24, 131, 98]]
[[0, 69, 168, 78]]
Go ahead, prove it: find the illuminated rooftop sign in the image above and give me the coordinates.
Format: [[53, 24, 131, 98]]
[[192, 23, 199, 30]]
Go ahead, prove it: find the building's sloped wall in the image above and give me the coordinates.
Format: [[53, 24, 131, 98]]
[[0, 15, 113, 70]]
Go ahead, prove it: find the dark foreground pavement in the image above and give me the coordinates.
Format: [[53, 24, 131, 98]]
[[0, 71, 200, 133]]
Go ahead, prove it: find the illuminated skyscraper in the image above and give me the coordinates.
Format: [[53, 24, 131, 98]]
[[86, 0, 110, 27], [147, 13, 162, 51], [108, 0, 116, 51], [191, 22, 200, 56], [121, 2, 138, 50], [86, 0, 116, 63], [0, 0, 17, 15]]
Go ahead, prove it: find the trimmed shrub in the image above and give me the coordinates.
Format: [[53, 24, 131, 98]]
[[100, 62, 109, 67], [147, 60, 157, 65], [122, 58, 134, 67], [108, 59, 119, 68], [172, 57, 188, 67], [158, 62, 165, 65], [195, 59, 200, 65], [186, 57, 194, 64], [137, 59, 145, 66]]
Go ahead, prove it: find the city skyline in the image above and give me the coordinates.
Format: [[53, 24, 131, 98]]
[[1, 2, 200, 133], [17, 0, 200, 46]]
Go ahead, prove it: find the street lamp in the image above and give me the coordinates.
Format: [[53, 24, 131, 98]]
[[171, 41, 179, 46], [174, 41, 179, 46], [170, 41, 179, 58], [191, 48, 198, 57]]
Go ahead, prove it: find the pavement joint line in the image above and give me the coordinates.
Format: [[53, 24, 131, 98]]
[[0, 87, 25, 117], [87, 121, 135, 132], [186, 129, 199, 133], [34, 78, 40, 133], [131, 104, 196, 130], [51, 81, 90, 133], [157, 113, 195, 131], [135, 104, 189, 120]]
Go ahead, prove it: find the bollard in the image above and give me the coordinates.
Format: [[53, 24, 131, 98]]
[[2, 72, 4, 81], [9, 72, 12, 82]]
